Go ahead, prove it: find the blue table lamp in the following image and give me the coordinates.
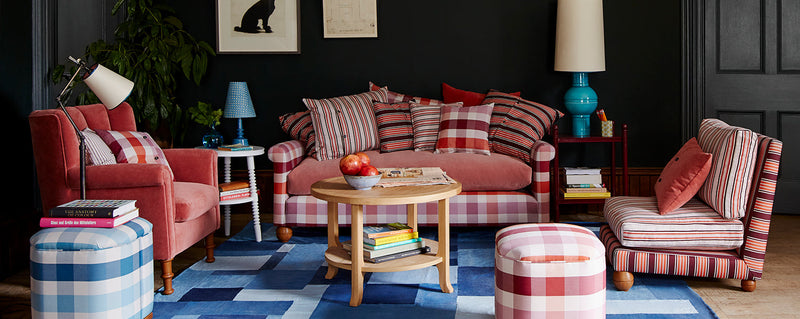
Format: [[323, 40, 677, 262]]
[[224, 82, 257, 146], [554, 0, 606, 137]]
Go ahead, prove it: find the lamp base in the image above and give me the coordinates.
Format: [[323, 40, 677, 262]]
[[232, 138, 249, 146], [564, 72, 598, 138], [571, 115, 591, 138]]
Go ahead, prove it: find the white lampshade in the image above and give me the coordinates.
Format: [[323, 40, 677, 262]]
[[83, 64, 134, 109], [554, 0, 606, 72]]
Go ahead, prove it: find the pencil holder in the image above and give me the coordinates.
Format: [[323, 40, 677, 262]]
[[601, 121, 614, 137]]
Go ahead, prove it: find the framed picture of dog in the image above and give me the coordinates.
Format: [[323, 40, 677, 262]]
[[216, 0, 300, 54]]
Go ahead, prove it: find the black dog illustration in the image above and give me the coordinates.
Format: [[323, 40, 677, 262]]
[[234, 0, 276, 33]]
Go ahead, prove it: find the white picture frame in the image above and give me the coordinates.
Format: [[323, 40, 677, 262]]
[[216, 0, 301, 54], [323, 0, 378, 38]]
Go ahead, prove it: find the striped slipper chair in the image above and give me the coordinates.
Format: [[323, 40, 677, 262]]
[[601, 119, 783, 292]]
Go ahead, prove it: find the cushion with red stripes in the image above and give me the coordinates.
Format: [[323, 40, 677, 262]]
[[278, 110, 316, 158], [372, 101, 414, 153]]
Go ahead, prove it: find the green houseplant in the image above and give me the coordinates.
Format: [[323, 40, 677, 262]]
[[53, 0, 215, 146]]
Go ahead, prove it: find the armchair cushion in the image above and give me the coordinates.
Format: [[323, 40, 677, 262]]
[[82, 128, 116, 165], [605, 196, 744, 250], [654, 138, 713, 214], [174, 182, 219, 222], [96, 129, 174, 179]]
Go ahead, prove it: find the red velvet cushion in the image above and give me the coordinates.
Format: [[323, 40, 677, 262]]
[[654, 138, 713, 214], [442, 83, 520, 106]]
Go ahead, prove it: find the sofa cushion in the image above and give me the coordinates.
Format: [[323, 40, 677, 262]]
[[605, 196, 744, 250], [369, 82, 443, 105], [482, 91, 563, 164], [286, 150, 532, 195], [696, 119, 759, 219], [654, 137, 713, 214], [278, 111, 316, 158], [410, 102, 462, 151], [434, 103, 493, 155], [173, 182, 219, 222], [442, 83, 521, 106], [303, 88, 388, 161], [373, 101, 414, 152]]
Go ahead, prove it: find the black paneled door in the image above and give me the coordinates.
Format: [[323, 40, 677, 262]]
[[689, 0, 800, 215]]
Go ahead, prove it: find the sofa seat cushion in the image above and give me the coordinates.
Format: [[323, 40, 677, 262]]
[[286, 150, 532, 195], [605, 196, 744, 250], [174, 182, 219, 222]]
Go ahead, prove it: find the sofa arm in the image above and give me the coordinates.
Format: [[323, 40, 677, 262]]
[[530, 140, 556, 206], [268, 140, 306, 224], [163, 148, 218, 186]]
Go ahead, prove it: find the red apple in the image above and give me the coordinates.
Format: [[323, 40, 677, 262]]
[[339, 154, 363, 175], [359, 165, 380, 176], [354, 152, 370, 166]]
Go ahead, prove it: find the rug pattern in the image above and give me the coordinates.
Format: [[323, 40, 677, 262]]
[[153, 223, 717, 318]]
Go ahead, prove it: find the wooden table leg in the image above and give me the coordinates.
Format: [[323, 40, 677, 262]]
[[407, 203, 418, 230], [350, 204, 365, 306], [325, 201, 340, 280], [437, 198, 453, 293]]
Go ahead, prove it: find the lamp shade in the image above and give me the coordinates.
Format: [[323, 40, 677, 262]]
[[82, 64, 134, 109], [224, 82, 256, 118], [554, 0, 606, 72]]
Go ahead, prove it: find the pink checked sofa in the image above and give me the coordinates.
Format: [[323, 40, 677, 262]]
[[268, 84, 560, 242]]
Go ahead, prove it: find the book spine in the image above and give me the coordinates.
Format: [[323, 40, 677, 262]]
[[366, 246, 430, 263], [364, 227, 413, 238], [220, 192, 253, 201], [48, 209, 113, 218], [365, 232, 419, 245], [40, 217, 115, 228], [364, 238, 422, 250], [365, 241, 426, 258]]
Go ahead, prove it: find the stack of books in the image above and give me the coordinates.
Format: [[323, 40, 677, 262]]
[[343, 223, 430, 263], [40, 199, 139, 228], [219, 181, 254, 201], [562, 167, 610, 199], [218, 144, 253, 151]]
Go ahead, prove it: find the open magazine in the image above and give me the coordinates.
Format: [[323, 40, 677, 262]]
[[375, 167, 456, 188]]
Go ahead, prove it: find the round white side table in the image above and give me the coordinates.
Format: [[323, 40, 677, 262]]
[[215, 146, 265, 242]]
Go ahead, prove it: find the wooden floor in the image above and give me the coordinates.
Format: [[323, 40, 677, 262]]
[[2, 212, 798, 318]]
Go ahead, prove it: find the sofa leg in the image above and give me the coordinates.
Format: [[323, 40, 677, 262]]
[[160, 260, 174, 295], [741, 280, 756, 292], [205, 233, 216, 263], [277, 226, 293, 242], [613, 271, 634, 291]]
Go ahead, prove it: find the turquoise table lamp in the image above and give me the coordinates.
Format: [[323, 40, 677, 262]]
[[224, 82, 257, 146], [554, 0, 606, 137]]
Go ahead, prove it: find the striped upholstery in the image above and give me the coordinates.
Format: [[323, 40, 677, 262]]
[[82, 128, 116, 165], [697, 119, 759, 219], [483, 91, 563, 164], [434, 103, 493, 155], [605, 196, 744, 250], [278, 110, 317, 158], [372, 101, 414, 152], [267, 139, 555, 228], [30, 218, 154, 319], [410, 103, 445, 151], [495, 224, 606, 318], [603, 132, 782, 284]]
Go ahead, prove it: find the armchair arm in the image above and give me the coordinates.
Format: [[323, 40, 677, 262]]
[[530, 140, 556, 213], [163, 148, 218, 186], [267, 140, 306, 225]]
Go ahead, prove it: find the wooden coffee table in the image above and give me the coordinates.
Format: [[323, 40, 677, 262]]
[[310, 176, 462, 307]]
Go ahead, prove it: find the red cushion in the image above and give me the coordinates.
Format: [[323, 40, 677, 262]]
[[442, 83, 520, 106], [654, 138, 713, 214]]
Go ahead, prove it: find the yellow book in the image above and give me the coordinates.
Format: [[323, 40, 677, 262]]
[[365, 231, 419, 246], [562, 191, 611, 199]]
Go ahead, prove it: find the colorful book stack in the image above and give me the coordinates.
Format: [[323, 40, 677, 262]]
[[343, 223, 430, 263], [218, 144, 253, 151], [562, 167, 610, 199], [40, 199, 139, 228], [219, 181, 254, 201]]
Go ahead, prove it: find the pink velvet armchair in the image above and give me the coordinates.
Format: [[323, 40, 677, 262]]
[[29, 103, 220, 295]]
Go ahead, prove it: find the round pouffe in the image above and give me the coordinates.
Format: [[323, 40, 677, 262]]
[[495, 223, 606, 318]]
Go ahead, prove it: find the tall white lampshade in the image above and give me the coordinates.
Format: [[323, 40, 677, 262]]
[[83, 64, 135, 109]]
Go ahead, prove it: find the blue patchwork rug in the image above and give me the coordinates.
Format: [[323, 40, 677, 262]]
[[153, 222, 718, 318]]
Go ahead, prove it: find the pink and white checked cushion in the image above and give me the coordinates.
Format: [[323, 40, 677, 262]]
[[369, 82, 443, 105], [482, 91, 563, 164], [303, 88, 388, 160], [278, 111, 316, 158], [696, 119, 758, 219], [372, 101, 414, 152], [409, 102, 462, 151], [434, 103, 494, 155], [95, 129, 173, 178]]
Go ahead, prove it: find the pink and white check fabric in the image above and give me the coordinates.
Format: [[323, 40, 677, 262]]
[[434, 103, 494, 155], [495, 223, 606, 319]]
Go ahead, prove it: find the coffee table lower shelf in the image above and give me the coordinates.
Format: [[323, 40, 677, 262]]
[[325, 240, 441, 273]]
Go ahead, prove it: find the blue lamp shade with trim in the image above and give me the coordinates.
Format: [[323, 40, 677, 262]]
[[224, 82, 257, 146]]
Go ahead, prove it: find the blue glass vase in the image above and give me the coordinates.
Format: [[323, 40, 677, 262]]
[[202, 124, 224, 148]]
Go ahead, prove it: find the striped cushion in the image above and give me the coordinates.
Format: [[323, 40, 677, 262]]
[[303, 88, 388, 160], [482, 91, 563, 164], [410, 102, 462, 151], [373, 101, 414, 152], [605, 196, 744, 250], [82, 128, 116, 165], [96, 129, 173, 178], [278, 111, 316, 157], [696, 119, 759, 219], [434, 103, 493, 155], [369, 82, 443, 105]]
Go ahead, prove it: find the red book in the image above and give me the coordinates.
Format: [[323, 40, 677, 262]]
[[40, 209, 139, 228]]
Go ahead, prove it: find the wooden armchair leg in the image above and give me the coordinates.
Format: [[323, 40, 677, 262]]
[[205, 233, 216, 263], [741, 280, 756, 292], [277, 226, 293, 242], [160, 259, 174, 295], [613, 271, 634, 291]]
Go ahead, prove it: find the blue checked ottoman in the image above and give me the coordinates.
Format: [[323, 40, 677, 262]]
[[29, 217, 154, 319], [495, 223, 606, 318]]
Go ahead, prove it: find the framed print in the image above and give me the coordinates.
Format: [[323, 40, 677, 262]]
[[323, 0, 378, 38], [216, 0, 300, 54]]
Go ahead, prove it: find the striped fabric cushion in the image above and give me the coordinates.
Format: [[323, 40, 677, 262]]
[[373, 101, 414, 152], [95, 129, 173, 178], [369, 82, 443, 105], [482, 91, 563, 164], [278, 110, 316, 157], [605, 196, 744, 250], [696, 119, 759, 219], [409, 102, 463, 151], [434, 103, 494, 155], [82, 128, 116, 165], [303, 88, 388, 160]]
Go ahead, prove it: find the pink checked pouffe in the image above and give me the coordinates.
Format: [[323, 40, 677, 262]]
[[495, 223, 606, 318]]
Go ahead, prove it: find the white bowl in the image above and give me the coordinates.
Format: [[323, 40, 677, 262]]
[[343, 174, 381, 190]]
